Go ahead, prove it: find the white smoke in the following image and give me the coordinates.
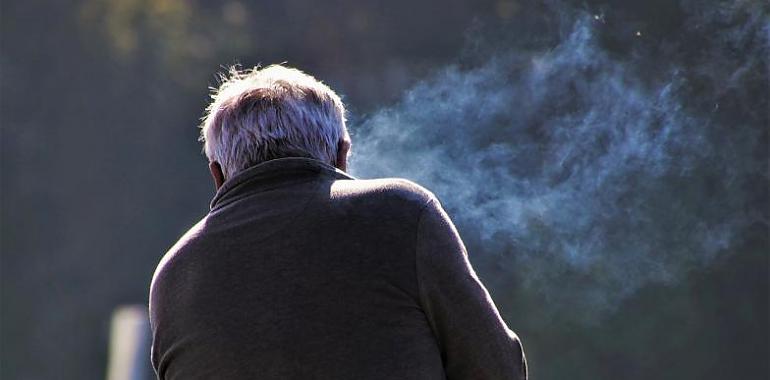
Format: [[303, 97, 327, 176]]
[[349, 6, 767, 320]]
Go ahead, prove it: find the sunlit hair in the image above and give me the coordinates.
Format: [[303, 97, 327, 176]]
[[200, 64, 348, 179]]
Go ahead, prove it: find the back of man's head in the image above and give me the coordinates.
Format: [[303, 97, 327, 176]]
[[201, 64, 348, 179]]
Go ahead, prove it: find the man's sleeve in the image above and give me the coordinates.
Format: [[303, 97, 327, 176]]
[[415, 197, 527, 380]]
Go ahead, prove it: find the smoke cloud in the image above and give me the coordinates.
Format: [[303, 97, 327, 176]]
[[349, 1, 768, 320]]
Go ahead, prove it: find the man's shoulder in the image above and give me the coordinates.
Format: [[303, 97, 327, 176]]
[[332, 177, 437, 209], [150, 219, 207, 291]]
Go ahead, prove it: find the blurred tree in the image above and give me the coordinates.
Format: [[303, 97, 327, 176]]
[[79, 0, 251, 86]]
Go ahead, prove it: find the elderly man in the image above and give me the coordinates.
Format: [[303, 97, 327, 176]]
[[149, 65, 527, 379]]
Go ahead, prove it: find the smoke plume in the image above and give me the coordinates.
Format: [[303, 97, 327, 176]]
[[349, 1, 768, 320]]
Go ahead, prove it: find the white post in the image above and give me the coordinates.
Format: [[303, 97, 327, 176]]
[[106, 305, 152, 380]]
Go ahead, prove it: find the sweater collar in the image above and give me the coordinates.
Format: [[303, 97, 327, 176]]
[[209, 157, 355, 210]]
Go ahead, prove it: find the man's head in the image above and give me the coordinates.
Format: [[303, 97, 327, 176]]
[[200, 64, 350, 189]]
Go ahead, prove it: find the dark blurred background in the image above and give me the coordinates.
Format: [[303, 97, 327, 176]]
[[1, 1, 768, 379]]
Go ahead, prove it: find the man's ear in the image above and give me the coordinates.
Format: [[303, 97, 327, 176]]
[[335, 139, 351, 172], [209, 161, 225, 190]]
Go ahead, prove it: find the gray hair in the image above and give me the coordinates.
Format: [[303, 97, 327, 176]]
[[200, 64, 348, 179]]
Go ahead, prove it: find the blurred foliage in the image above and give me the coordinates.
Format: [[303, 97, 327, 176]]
[[79, 0, 251, 85]]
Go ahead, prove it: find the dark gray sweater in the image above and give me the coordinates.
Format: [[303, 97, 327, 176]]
[[149, 157, 527, 379]]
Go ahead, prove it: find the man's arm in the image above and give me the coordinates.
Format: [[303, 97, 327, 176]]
[[415, 197, 527, 380]]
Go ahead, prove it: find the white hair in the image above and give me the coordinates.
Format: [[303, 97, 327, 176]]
[[200, 64, 348, 179]]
